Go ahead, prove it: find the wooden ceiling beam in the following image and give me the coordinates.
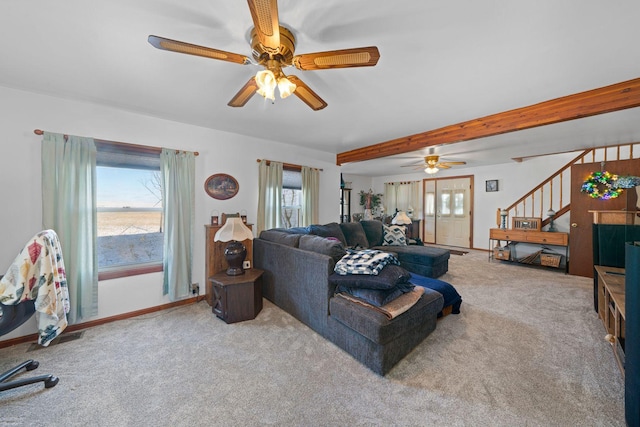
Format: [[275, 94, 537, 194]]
[[336, 77, 640, 165]]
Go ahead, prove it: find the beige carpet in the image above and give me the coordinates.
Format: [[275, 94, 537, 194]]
[[0, 250, 625, 426]]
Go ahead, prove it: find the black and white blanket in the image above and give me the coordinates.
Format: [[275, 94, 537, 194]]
[[334, 249, 400, 276]]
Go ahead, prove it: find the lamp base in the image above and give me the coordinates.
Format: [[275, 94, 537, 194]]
[[224, 241, 246, 276]]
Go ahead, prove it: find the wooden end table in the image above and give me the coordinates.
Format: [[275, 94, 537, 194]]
[[208, 269, 263, 324]]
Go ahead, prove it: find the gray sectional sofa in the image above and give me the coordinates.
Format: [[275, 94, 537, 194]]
[[253, 220, 450, 375]]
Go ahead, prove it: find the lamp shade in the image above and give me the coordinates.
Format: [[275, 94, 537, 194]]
[[392, 211, 412, 225], [255, 70, 276, 101], [214, 218, 254, 242]]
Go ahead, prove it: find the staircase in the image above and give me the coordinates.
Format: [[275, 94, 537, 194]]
[[498, 142, 640, 229]]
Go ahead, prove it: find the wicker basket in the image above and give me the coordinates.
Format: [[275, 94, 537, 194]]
[[493, 247, 511, 260], [540, 253, 561, 268]]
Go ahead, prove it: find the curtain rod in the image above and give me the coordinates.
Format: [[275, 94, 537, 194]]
[[34, 129, 199, 156], [256, 158, 323, 172]]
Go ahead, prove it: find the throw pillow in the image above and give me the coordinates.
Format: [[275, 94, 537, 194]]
[[329, 264, 411, 290], [336, 282, 414, 307], [382, 225, 407, 246]]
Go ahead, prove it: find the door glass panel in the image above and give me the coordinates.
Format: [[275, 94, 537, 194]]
[[440, 191, 451, 216], [425, 192, 435, 216], [454, 190, 465, 216]]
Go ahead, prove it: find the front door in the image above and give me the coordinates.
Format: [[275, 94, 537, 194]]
[[423, 176, 472, 248], [569, 160, 639, 277]]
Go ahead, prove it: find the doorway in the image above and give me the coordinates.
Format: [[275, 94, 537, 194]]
[[423, 176, 473, 248]]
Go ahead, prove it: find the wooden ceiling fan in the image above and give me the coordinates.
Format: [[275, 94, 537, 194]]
[[403, 155, 467, 174], [148, 0, 380, 111]]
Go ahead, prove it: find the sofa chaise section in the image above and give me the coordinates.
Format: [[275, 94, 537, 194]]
[[254, 230, 444, 375]]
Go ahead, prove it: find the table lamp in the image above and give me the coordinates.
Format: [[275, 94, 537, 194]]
[[392, 211, 412, 226], [392, 211, 412, 235], [214, 218, 254, 275], [546, 209, 557, 232]]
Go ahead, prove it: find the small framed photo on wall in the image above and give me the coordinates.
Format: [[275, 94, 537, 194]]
[[486, 180, 499, 192]]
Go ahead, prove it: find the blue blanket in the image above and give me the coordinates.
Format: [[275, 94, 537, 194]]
[[409, 273, 462, 316]]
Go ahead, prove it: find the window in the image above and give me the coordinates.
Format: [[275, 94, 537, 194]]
[[440, 191, 452, 216], [281, 169, 302, 228], [96, 142, 163, 280], [425, 192, 435, 216], [453, 190, 466, 216]]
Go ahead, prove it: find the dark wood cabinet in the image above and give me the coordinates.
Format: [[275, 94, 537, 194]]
[[405, 219, 421, 240], [208, 269, 263, 324]]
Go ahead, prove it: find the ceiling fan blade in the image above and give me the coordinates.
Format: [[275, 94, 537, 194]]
[[441, 161, 467, 166], [292, 46, 380, 70], [228, 77, 259, 107], [287, 76, 328, 111], [148, 35, 250, 65], [247, 0, 280, 53], [438, 164, 452, 169]]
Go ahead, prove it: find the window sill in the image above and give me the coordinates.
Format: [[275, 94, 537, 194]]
[[99, 263, 163, 281]]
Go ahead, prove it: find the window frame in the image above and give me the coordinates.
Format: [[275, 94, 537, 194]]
[[95, 140, 164, 281]]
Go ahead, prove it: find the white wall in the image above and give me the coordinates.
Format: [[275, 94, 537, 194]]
[[371, 153, 577, 249], [341, 173, 373, 218], [0, 85, 340, 341]]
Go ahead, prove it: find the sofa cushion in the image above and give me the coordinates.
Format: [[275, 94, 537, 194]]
[[299, 234, 346, 262], [328, 264, 411, 290], [382, 225, 407, 246], [387, 245, 450, 265], [339, 222, 369, 249], [309, 223, 347, 246], [329, 288, 444, 345], [360, 220, 384, 247], [259, 230, 301, 247]]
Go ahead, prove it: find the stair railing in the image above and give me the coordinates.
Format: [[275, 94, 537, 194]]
[[497, 142, 639, 229]]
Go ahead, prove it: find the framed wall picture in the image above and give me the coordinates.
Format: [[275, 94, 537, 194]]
[[205, 173, 239, 200], [486, 179, 499, 192]]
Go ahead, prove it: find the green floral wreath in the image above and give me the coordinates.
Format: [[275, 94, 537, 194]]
[[580, 171, 623, 200]]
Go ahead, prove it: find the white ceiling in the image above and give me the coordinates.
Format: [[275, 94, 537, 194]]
[[2, 0, 639, 176]]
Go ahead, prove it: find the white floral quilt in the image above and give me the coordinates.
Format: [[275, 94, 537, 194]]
[[1, 230, 70, 346]]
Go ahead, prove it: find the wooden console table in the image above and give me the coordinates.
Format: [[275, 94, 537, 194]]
[[489, 228, 569, 272], [594, 265, 626, 375]]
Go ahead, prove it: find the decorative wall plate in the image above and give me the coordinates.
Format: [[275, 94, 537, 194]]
[[205, 173, 239, 200]]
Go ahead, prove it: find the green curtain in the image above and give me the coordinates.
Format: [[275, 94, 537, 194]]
[[41, 132, 98, 324], [301, 166, 319, 226], [257, 160, 283, 234], [161, 149, 195, 301]]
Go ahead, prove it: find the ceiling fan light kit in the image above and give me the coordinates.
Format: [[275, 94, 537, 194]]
[[148, 0, 380, 111], [425, 166, 439, 174], [404, 155, 467, 174]]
